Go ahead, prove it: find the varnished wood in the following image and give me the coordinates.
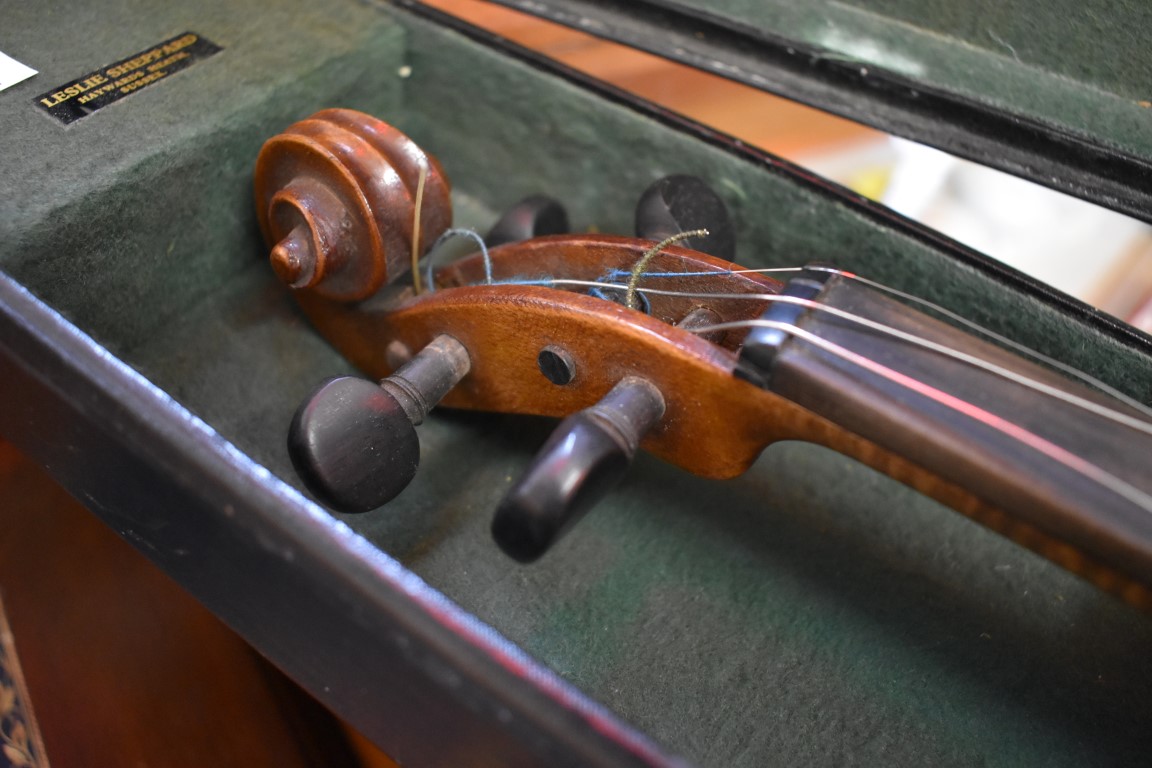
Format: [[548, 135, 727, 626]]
[[254, 109, 451, 301], [0, 440, 398, 767], [256, 112, 1152, 610], [770, 274, 1152, 603], [293, 233, 1152, 610], [298, 235, 798, 478]]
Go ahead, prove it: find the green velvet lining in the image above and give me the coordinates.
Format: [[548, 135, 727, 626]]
[[0, 0, 406, 353], [666, 0, 1152, 160]]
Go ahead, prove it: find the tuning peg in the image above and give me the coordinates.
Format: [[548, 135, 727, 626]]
[[635, 174, 736, 261], [491, 377, 665, 562], [485, 194, 570, 246], [288, 335, 470, 513]]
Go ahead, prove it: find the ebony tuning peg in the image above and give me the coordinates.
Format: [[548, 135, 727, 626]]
[[491, 377, 665, 562], [635, 174, 736, 262], [288, 335, 470, 513], [485, 194, 570, 247]]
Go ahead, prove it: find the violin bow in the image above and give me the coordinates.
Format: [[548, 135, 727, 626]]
[[255, 110, 1152, 610]]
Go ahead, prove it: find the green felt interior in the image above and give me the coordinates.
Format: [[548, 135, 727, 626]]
[[666, 0, 1152, 162], [2, 2, 1151, 766]]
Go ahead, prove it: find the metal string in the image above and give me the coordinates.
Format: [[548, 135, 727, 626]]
[[708, 318, 1152, 515], [483, 271, 1152, 513], [656, 290, 1152, 435], [601, 264, 1152, 417], [481, 276, 1152, 435], [445, 259, 1152, 512], [423, 228, 493, 293], [417, 212, 1152, 520]]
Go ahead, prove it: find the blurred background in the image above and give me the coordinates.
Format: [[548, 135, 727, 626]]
[[426, 0, 1152, 333]]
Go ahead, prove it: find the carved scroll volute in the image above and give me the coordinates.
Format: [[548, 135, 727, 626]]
[[253, 109, 452, 302]]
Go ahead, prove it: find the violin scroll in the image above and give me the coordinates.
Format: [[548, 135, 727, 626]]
[[254, 109, 452, 301]]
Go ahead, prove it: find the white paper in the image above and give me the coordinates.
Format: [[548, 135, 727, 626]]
[[0, 50, 37, 92]]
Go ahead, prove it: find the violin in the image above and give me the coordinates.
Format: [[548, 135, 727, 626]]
[[254, 109, 1152, 610]]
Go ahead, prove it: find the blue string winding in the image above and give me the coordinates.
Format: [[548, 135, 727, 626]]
[[424, 228, 492, 293]]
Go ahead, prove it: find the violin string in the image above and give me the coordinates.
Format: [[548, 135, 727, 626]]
[[492, 276, 1152, 434], [655, 290, 1152, 434], [424, 228, 493, 293], [590, 243, 1152, 507], [602, 264, 1152, 416], [411, 165, 428, 295], [419, 214, 1141, 414], [703, 264, 1152, 417], [690, 314, 1152, 436], [838, 273, 1152, 417], [433, 225, 1152, 515], [475, 267, 1152, 512], [624, 229, 709, 311], [729, 319, 1152, 514]]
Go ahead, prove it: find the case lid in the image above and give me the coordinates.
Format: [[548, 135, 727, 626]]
[[488, 0, 1152, 224]]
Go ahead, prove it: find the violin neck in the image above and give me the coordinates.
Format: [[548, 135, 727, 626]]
[[741, 273, 1152, 604]]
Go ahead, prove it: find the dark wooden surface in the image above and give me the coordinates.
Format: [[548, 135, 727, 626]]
[[0, 440, 398, 767], [771, 276, 1152, 606]]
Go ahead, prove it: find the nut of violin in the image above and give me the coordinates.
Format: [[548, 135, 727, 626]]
[[254, 108, 453, 301]]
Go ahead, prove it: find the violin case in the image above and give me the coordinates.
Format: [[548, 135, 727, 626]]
[[3, 1, 1151, 765]]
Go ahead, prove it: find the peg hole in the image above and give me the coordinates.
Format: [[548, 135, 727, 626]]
[[538, 346, 577, 386]]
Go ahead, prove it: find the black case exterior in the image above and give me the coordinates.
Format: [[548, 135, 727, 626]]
[[490, 0, 1152, 224]]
